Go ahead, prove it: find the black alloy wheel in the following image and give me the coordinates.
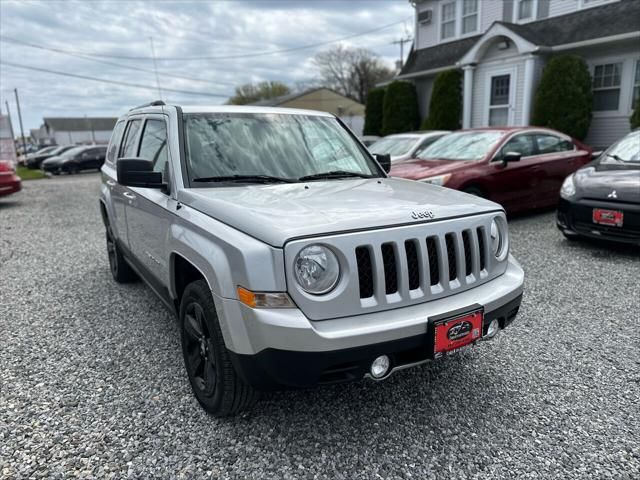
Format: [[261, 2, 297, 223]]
[[183, 302, 217, 396]]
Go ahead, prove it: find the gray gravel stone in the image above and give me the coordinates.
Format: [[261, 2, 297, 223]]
[[1, 174, 638, 479]]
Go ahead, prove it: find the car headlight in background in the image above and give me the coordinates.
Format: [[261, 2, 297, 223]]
[[420, 173, 452, 186], [490, 217, 508, 259], [560, 174, 576, 199], [294, 244, 340, 294]]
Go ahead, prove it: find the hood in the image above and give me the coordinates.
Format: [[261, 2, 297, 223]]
[[390, 158, 474, 180], [575, 162, 640, 203], [178, 178, 502, 247], [42, 155, 64, 166]]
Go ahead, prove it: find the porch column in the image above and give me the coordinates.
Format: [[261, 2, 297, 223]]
[[462, 65, 475, 129], [521, 55, 536, 126]]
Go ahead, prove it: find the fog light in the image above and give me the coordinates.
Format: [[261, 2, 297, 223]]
[[485, 319, 500, 339], [370, 355, 390, 378]]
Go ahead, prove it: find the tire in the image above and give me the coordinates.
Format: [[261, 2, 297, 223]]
[[68, 164, 79, 175], [180, 280, 259, 416], [463, 186, 485, 198], [106, 223, 137, 283]]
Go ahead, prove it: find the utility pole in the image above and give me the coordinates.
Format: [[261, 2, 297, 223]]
[[149, 37, 163, 101], [13, 88, 27, 157], [391, 36, 412, 70]]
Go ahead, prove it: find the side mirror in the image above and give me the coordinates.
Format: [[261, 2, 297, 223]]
[[375, 153, 391, 173], [117, 158, 163, 188], [503, 151, 522, 163]]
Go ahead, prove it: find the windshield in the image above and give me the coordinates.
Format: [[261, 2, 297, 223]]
[[50, 145, 72, 155], [36, 146, 56, 155], [184, 113, 381, 184], [601, 131, 640, 163], [59, 147, 88, 158], [417, 131, 505, 161], [369, 136, 418, 156]]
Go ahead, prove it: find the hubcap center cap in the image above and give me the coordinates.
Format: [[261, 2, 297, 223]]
[[199, 337, 207, 358]]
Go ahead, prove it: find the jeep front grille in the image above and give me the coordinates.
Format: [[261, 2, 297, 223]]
[[355, 227, 490, 300], [284, 212, 507, 321]]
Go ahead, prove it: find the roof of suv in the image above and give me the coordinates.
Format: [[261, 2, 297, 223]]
[[130, 104, 334, 117]]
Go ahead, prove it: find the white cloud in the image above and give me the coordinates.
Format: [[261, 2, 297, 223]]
[[0, 0, 412, 130]]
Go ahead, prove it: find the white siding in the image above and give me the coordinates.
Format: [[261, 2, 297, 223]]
[[480, 0, 504, 30], [415, 0, 439, 50], [548, 0, 619, 17], [53, 130, 112, 145], [585, 116, 630, 148]]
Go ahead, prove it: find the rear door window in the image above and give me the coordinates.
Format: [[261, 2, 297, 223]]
[[535, 134, 574, 154], [120, 119, 142, 158]]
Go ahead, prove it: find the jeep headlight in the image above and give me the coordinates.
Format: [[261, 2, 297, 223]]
[[490, 217, 508, 259], [420, 173, 452, 186], [560, 174, 576, 199], [294, 245, 340, 294]]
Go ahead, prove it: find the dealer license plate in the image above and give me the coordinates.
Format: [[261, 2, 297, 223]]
[[432, 310, 483, 358], [593, 208, 623, 227]]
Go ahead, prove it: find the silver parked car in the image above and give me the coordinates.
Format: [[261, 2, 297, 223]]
[[100, 102, 524, 416], [369, 131, 450, 163]]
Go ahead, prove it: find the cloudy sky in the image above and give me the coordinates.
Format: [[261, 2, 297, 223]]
[[0, 0, 413, 131]]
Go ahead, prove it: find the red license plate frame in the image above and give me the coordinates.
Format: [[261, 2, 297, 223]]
[[430, 308, 483, 358], [592, 208, 623, 227]]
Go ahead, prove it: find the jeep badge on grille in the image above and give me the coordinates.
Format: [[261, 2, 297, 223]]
[[411, 210, 435, 220]]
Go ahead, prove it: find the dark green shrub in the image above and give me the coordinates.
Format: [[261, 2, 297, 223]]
[[630, 99, 640, 129], [532, 55, 592, 140], [363, 88, 385, 136], [421, 69, 462, 130], [381, 81, 420, 135]]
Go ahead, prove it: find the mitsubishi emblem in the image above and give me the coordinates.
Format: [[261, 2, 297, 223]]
[[607, 190, 617, 199]]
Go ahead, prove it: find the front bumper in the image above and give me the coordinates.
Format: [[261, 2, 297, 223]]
[[0, 176, 21, 197], [557, 198, 640, 245], [216, 254, 524, 390]]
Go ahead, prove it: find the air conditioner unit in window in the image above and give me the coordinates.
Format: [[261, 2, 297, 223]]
[[418, 9, 432, 25]]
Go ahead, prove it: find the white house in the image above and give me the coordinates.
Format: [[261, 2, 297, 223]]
[[400, 0, 640, 147], [41, 117, 117, 145]]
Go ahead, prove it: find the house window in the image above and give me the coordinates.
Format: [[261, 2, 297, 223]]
[[441, 2, 456, 40], [517, 0, 536, 21], [489, 75, 511, 126], [462, 0, 478, 34], [592, 62, 622, 111], [632, 61, 640, 109]]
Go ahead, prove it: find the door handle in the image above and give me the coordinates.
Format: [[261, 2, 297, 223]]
[[106, 179, 116, 187], [123, 191, 136, 200]]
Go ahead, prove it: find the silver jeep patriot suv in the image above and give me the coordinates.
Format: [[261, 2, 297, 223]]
[[100, 101, 524, 416]]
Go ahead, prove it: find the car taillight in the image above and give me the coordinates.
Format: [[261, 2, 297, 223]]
[[0, 161, 13, 173]]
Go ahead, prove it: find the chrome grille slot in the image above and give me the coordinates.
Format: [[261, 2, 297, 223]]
[[286, 211, 508, 321], [462, 230, 472, 276], [355, 246, 374, 298], [381, 243, 398, 294], [426, 236, 439, 286], [477, 227, 486, 271], [404, 240, 420, 291], [445, 233, 457, 281]]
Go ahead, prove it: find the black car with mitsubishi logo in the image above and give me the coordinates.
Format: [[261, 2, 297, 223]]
[[557, 130, 640, 245]]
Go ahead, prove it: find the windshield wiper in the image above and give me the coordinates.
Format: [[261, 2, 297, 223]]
[[606, 153, 629, 162], [298, 170, 376, 181], [193, 174, 296, 184]]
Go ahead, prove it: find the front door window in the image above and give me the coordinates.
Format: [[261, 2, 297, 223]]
[[489, 74, 511, 126]]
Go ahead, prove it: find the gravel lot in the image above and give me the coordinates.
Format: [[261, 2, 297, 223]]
[[1, 174, 639, 479]]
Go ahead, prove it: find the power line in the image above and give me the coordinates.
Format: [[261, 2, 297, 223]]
[[0, 36, 236, 87], [0, 60, 231, 98], [2, 17, 411, 62]]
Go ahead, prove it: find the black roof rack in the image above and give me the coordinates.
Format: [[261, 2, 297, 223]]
[[129, 100, 165, 111]]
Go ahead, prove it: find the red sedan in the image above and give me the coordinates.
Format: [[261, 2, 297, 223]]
[[390, 127, 593, 213], [0, 160, 21, 197]]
